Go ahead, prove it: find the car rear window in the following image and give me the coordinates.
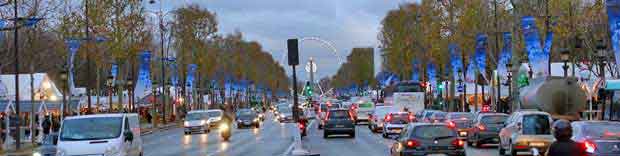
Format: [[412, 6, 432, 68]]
[[522, 115, 551, 135], [433, 112, 446, 118], [480, 115, 508, 124], [449, 113, 473, 120], [329, 110, 350, 119], [581, 123, 620, 139], [389, 113, 409, 124], [411, 125, 456, 139]]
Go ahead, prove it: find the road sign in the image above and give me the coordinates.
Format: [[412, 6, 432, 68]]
[[457, 85, 464, 92], [305, 61, 317, 73]]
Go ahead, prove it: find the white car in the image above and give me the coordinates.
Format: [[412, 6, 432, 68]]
[[56, 113, 143, 156], [206, 109, 224, 130], [184, 110, 211, 134], [382, 112, 412, 138]]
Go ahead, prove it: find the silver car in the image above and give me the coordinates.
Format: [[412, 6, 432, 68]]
[[499, 111, 554, 156], [571, 121, 620, 156], [184, 110, 210, 134]]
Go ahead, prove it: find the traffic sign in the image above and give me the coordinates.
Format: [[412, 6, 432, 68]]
[[305, 61, 317, 73], [457, 85, 464, 92]]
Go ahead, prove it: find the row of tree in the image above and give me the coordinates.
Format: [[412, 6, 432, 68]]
[[0, 1, 289, 98], [379, 0, 613, 81], [329, 47, 375, 90]]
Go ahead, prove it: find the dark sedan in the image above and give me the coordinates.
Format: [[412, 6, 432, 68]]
[[236, 111, 260, 128], [324, 108, 356, 138], [467, 113, 508, 147], [445, 112, 474, 140], [571, 121, 620, 156], [390, 123, 465, 156]]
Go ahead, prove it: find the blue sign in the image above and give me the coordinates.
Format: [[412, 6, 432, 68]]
[[608, 0, 620, 68], [522, 16, 547, 75]]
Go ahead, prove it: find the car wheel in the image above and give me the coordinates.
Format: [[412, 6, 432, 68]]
[[509, 141, 518, 156], [318, 124, 323, 130], [467, 139, 473, 146], [323, 130, 329, 139], [255, 124, 260, 128], [498, 144, 506, 156], [350, 131, 356, 138], [140, 152, 143, 156], [382, 132, 388, 138]]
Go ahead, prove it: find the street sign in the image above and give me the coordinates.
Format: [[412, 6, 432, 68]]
[[305, 61, 317, 73], [457, 85, 464, 92]]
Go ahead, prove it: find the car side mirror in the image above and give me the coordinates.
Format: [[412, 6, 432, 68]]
[[124, 131, 134, 142]]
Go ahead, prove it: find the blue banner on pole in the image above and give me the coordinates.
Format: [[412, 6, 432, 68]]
[[136, 51, 152, 98], [411, 59, 420, 82], [466, 57, 476, 83], [498, 32, 512, 78], [65, 39, 81, 92], [427, 63, 436, 88], [449, 44, 462, 80], [186, 64, 197, 91], [475, 34, 487, 80], [608, 0, 620, 67], [522, 16, 547, 76], [111, 64, 118, 79]]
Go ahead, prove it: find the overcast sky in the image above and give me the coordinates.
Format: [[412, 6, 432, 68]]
[[146, 0, 419, 82]]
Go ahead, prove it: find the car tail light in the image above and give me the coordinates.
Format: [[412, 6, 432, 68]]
[[298, 123, 305, 129], [584, 140, 596, 153], [447, 121, 456, 128], [451, 139, 464, 147], [477, 124, 486, 131], [385, 114, 392, 122], [405, 139, 420, 148], [514, 145, 528, 149], [408, 114, 415, 122]]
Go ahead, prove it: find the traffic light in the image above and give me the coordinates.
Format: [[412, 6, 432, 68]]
[[304, 81, 312, 96]]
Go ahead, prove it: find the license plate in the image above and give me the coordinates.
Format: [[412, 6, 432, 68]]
[[492, 138, 499, 142], [530, 142, 545, 147], [459, 131, 467, 136], [427, 153, 447, 156], [335, 125, 344, 128]]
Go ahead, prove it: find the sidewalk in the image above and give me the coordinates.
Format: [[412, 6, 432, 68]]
[[141, 121, 180, 136], [0, 143, 37, 156]]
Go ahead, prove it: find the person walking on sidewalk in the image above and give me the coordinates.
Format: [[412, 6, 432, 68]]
[[42, 116, 51, 141]]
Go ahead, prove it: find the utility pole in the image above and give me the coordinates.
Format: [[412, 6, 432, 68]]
[[494, 0, 501, 113], [158, 4, 167, 124], [14, 0, 21, 150], [85, 0, 92, 114], [545, 0, 551, 76]]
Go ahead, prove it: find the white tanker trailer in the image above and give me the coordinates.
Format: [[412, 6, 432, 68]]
[[518, 76, 586, 121]]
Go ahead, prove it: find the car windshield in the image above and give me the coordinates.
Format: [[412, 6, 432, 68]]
[[522, 114, 551, 135], [280, 108, 292, 114], [186, 113, 206, 121], [449, 113, 473, 120], [60, 117, 122, 141], [389, 113, 409, 124], [208, 111, 222, 118], [411, 125, 456, 139], [481, 115, 508, 124], [329, 110, 350, 119], [581, 122, 620, 139]]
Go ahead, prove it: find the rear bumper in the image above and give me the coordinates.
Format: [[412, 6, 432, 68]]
[[325, 127, 355, 134], [476, 132, 500, 143], [401, 148, 465, 156], [185, 126, 208, 133]]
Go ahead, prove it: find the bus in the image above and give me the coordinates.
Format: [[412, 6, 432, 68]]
[[381, 81, 426, 113]]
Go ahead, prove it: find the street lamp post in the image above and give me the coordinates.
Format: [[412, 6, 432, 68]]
[[596, 39, 607, 120], [505, 62, 513, 113], [127, 77, 134, 112], [457, 69, 464, 112], [107, 75, 114, 113], [560, 49, 570, 78], [152, 81, 159, 127], [60, 69, 68, 118]]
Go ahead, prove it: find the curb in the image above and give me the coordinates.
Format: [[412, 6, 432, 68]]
[[141, 123, 179, 136]]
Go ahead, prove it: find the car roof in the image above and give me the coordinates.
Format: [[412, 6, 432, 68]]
[[388, 112, 409, 115], [328, 108, 349, 111], [478, 113, 509, 116], [409, 122, 448, 127], [64, 113, 135, 120], [206, 109, 223, 113], [514, 111, 551, 116], [572, 120, 620, 126]]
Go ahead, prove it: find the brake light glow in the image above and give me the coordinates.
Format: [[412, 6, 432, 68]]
[[451, 139, 464, 147], [408, 114, 415, 122], [298, 123, 305, 129], [447, 121, 456, 128], [385, 114, 392, 122], [477, 124, 486, 131], [406, 140, 420, 148], [584, 141, 596, 153]]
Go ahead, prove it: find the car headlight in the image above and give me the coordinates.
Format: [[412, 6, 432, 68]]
[[237, 119, 242, 123], [219, 124, 229, 133], [105, 145, 120, 156], [254, 118, 259, 122], [280, 114, 285, 118], [32, 152, 42, 156], [184, 121, 190, 127], [200, 120, 207, 125], [259, 114, 264, 118]]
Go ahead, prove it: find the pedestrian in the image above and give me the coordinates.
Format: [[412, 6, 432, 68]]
[[146, 112, 152, 124], [42, 116, 51, 141]]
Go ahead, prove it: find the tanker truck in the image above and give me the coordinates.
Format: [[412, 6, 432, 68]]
[[517, 76, 586, 121]]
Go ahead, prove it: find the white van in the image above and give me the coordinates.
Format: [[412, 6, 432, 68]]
[[56, 113, 143, 156]]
